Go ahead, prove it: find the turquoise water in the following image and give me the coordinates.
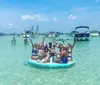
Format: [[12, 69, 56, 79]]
[[0, 36, 100, 85]]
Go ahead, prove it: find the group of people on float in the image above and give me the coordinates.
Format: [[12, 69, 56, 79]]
[[30, 36, 77, 63], [11, 35, 77, 63]]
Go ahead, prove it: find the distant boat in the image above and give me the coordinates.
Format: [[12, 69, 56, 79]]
[[91, 33, 99, 37], [47, 31, 56, 38], [74, 26, 90, 41], [90, 30, 99, 37], [23, 25, 39, 38], [23, 34, 30, 38], [69, 31, 79, 37]]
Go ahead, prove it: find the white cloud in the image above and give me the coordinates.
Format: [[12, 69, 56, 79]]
[[53, 17, 57, 21], [68, 14, 77, 20], [96, 0, 99, 3], [1, 23, 13, 28], [8, 23, 13, 26], [21, 14, 49, 21]]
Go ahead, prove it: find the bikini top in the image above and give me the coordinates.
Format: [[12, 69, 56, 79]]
[[32, 49, 38, 54], [67, 49, 72, 54]]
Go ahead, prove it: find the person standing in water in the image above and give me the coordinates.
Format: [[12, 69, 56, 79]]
[[24, 33, 28, 44], [11, 37, 16, 45]]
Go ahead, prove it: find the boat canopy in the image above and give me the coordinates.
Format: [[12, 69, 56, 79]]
[[75, 26, 89, 33], [49, 31, 55, 33], [75, 26, 89, 30]]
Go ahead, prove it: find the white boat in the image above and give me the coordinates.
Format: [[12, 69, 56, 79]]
[[31, 34, 37, 38], [90, 33, 99, 37], [74, 26, 90, 41], [23, 34, 30, 38], [48, 32, 56, 38], [23, 25, 39, 38]]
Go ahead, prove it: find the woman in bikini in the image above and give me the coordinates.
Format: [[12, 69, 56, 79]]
[[30, 39, 38, 60]]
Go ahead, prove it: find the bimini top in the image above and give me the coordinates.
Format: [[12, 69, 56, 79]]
[[75, 26, 89, 30], [75, 26, 89, 33]]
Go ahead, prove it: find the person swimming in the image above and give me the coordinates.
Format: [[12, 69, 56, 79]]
[[11, 37, 16, 45], [24, 34, 28, 44]]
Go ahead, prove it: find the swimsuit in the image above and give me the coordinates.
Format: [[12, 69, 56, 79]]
[[32, 50, 38, 56], [50, 53, 55, 56], [67, 56, 72, 59], [32, 50, 37, 54], [67, 50, 72, 59], [61, 56, 68, 63]]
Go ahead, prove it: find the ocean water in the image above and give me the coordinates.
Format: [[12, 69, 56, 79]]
[[0, 36, 100, 85]]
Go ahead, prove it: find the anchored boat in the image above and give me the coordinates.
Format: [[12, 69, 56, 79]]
[[74, 26, 90, 41], [23, 25, 39, 38], [90, 30, 99, 37]]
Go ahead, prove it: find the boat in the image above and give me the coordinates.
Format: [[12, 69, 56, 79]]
[[74, 26, 90, 41], [91, 33, 99, 37], [23, 25, 39, 38], [47, 31, 57, 38], [23, 34, 30, 38], [69, 31, 79, 37], [28, 59, 75, 68], [90, 30, 99, 37]]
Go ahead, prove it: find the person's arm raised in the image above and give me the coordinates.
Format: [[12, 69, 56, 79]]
[[53, 38, 59, 47], [42, 36, 46, 44], [72, 38, 77, 49], [29, 38, 34, 48]]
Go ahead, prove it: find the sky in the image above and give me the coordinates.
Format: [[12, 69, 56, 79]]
[[0, 0, 100, 33]]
